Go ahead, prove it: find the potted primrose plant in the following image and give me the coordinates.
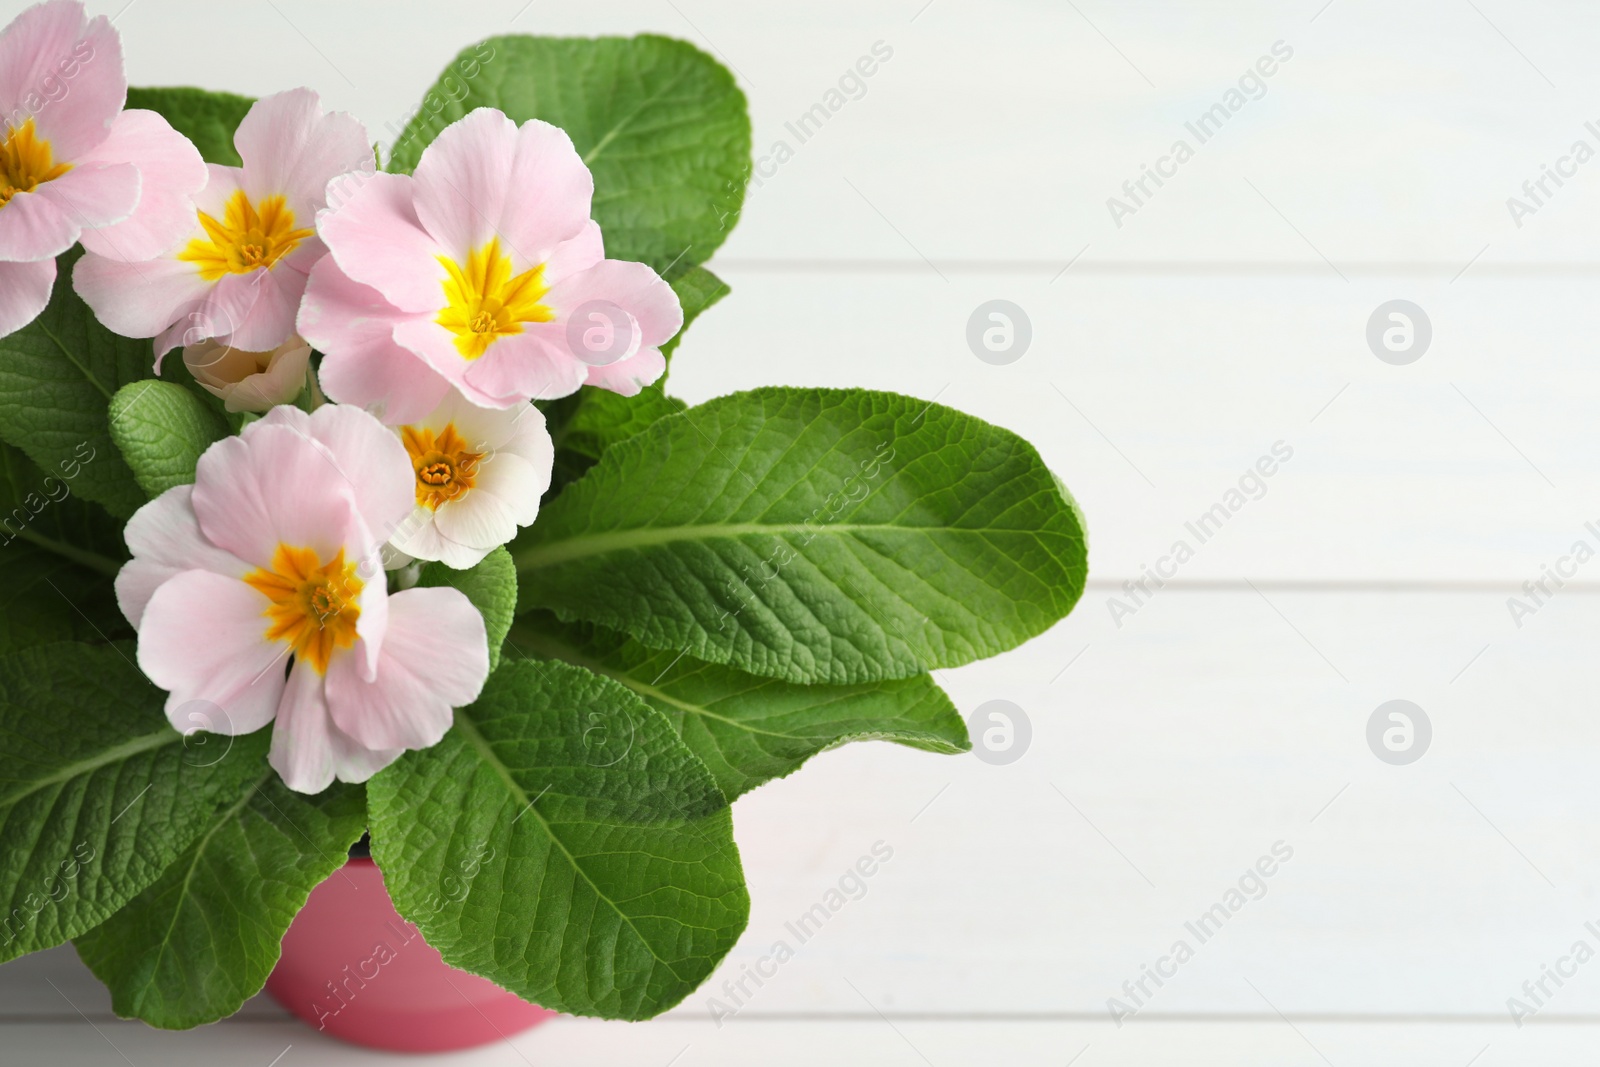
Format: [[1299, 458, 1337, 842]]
[[0, 2, 1087, 1051]]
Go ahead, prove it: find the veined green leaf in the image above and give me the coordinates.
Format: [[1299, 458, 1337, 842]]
[[659, 265, 731, 368], [514, 612, 969, 800], [0, 442, 127, 652], [107, 380, 228, 500], [0, 643, 271, 964], [513, 387, 1088, 685], [74, 779, 366, 1029], [367, 659, 747, 1020], [0, 250, 159, 519]]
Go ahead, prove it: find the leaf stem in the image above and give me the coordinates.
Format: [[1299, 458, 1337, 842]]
[[11, 526, 123, 577]]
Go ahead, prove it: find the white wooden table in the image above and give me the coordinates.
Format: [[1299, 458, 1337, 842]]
[[8, 0, 1600, 1062]]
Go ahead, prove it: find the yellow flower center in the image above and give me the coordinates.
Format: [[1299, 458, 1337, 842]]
[[178, 189, 315, 280], [0, 120, 71, 209], [243, 544, 363, 675], [402, 423, 483, 510], [436, 237, 553, 360]]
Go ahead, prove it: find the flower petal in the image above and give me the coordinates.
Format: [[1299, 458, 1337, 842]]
[[258, 402, 414, 546], [324, 585, 487, 750], [548, 258, 683, 350], [270, 659, 402, 793], [491, 403, 555, 492], [268, 659, 336, 794], [298, 255, 450, 423], [76, 108, 208, 260], [465, 448, 549, 528], [233, 88, 371, 215], [542, 220, 603, 286], [431, 485, 518, 556], [0, 2, 124, 159], [115, 484, 251, 629], [137, 568, 288, 738], [0, 186, 78, 262], [581, 345, 667, 397], [385, 504, 458, 566], [71, 250, 208, 341], [316, 170, 443, 315], [453, 324, 587, 406], [412, 110, 592, 264], [32, 159, 138, 234], [0, 257, 54, 337], [191, 422, 367, 569], [190, 261, 309, 355]]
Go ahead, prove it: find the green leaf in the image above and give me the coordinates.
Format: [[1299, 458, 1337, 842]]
[[514, 612, 970, 800], [0, 442, 128, 653], [543, 266, 728, 492], [417, 547, 516, 672], [659, 265, 731, 368], [0, 541, 124, 652], [387, 35, 750, 278], [546, 387, 686, 496], [0, 643, 271, 964], [74, 779, 366, 1029], [107, 380, 229, 500], [0, 249, 160, 519], [513, 387, 1089, 685], [367, 659, 748, 1020], [125, 87, 254, 166]]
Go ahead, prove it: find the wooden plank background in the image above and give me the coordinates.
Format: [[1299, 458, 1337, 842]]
[[5, 0, 1600, 1062]]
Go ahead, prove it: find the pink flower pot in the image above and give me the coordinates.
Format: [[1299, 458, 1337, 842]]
[[265, 858, 556, 1052]]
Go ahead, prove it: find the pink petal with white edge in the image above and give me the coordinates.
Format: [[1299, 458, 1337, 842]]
[[233, 88, 371, 214], [453, 324, 588, 406], [351, 555, 388, 682], [298, 255, 449, 423], [32, 159, 139, 233], [541, 221, 604, 287], [77, 109, 208, 260], [189, 162, 243, 218], [0, 257, 54, 337], [547, 259, 681, 396], [0, 3, 124, 159], [191, 423, 369, 569], [72, 251, 208, 340], [317, 170, 445, 315], [583, 346, 667, 397], [270, 659, 404, 794], [116, 484, 250, 628], [412, 110, 592, 263], [495, 120, 596, 260], [188, 262, 309, 355], [324, 585, 487, 751], [386, 506, 463, 568], [389, 316, 479, 396], [0, 188, 78, 262], [258, 403, 414, 549], [137, 569, 289, 738], [149, 266, 266, 359], [549, 259, 684, 348]]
